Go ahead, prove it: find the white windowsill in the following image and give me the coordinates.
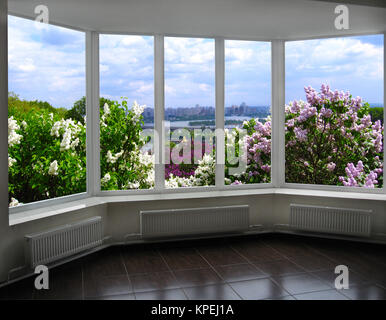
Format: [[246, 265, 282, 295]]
[[8, 187, 386, 226]]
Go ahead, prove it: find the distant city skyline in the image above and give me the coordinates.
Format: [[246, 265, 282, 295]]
[[8, 15, 384, 111]]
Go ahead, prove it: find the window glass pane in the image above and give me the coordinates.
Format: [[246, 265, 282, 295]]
[[99, 35, 154, 190], [164, 37, 215, 188], [8, 15, 86, 207], [285, 35, 384, 188], [224, 40, 271, 185]]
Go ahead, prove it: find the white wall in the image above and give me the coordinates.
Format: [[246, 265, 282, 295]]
[[1, 0, 386, 284]]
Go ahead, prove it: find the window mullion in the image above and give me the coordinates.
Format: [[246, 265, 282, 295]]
[[86, 31, 100, 196], [215, 38, 225, 189], [271, 40, 285, 188], [154, 35, 165, 191], [383, 32, 386, 194]]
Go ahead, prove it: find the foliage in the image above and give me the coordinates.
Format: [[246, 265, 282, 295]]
[[8, 84, 384, 207], [65, 96, 115, 124], [8, 92, 67, 118], [8, 109, 86, 205], [100, 100, 154, 190], [369, 107, 384, 124], [285, 85, 383, 187]]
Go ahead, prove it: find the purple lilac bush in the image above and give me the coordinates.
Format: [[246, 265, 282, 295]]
[[226, 84, 383, 188]]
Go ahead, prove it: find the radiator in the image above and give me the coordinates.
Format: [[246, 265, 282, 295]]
[[290, 204, 371, 237], [140, 205, 249, 238], [25, 216, 103, 268]]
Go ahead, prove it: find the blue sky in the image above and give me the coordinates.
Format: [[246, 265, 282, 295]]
[[8, 15, 384, 110], [8, 15, 85, 109], [286, 35, 384, 104]]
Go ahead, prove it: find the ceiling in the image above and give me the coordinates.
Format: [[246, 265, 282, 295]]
[[310, 0, 386, 8], [7, 0, 386, 39]]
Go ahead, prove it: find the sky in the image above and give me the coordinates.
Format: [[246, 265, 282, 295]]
[[286, 35, 384, 104], [8, 15, 85, 109], [8, 15, 384, 110]]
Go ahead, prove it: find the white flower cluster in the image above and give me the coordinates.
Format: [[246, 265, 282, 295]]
[[165, 174, 190, 188], [8, 117, 23, 168], [100, 103, 110, 127], [8, 156, 16, 168], [101, 173, 111, 185], [165, 154, 216, 189], [9, 197, 19, 207], [48, 160, 59, 176], [123, 151, 155, 189], [51, 118, 83, 152], [103, 103, 110, 116], [126, 181, 140, 189], [132, 101, 145, 123], [8, 116, 22, 147], [107, 150, 124, 164]]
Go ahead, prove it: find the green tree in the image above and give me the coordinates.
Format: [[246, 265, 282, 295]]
[[369, 107, 384, 124], [65, 96, 115, 124]]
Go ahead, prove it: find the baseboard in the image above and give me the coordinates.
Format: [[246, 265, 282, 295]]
[[273, 224, 386, 245]]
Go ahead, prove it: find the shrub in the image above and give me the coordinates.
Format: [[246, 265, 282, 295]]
[[8, 84, 383, 207], [285, 84, 383, 187]]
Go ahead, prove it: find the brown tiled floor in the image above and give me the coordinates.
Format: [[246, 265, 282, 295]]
[[0, 233, 385, 300]]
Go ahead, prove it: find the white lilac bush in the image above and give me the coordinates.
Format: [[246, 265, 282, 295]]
[[8, 84, 384, 207], [99, 100, 155, 190], [8, 107, 86, 206]]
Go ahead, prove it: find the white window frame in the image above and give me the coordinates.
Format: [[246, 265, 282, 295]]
[[282, 33, 386, 195], [8, 12, 386, 214], [8, 14, 90, 214]]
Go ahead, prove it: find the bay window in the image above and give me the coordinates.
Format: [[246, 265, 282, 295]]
[[224, 40, 271, 185], [285, 35, 384, 188], [99, 34, 155, 190], [8, 15, 86, 207], [7, 12, 385, 213], [164, 37, 216, 188]]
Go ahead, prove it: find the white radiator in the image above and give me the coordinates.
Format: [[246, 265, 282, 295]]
[[290, 204, 372, 237], [140, 205, 249, 238], [25, 216, 103, 268]]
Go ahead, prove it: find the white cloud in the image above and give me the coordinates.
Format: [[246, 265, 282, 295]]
[[18, 58, 36, 72], [286, 35, 384, 103], [8, 15, 85, 108]]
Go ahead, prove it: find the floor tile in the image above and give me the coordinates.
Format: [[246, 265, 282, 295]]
[[294, 289, 349, 300], [229, 278, 289, 300], [288, 253, 336, 272], [82, 247, 126, 277], [273, 273, 331, 295], [130, 271, 180, 293], [340, 285, 386, 300], [122, 248, 169, 275], [135, 289, 187, 300], [184, 284, 241, 300], [214, 263, 267, 282], [265, 295, 296, 300], [311, 269, 372, 288], [87, 293, 136, 300], [267, 240, 317, 258], [84, 274, 132, 298], [159, 247, 209, 270], [253, 259, 305, 276], [173, 268, 223, 287], [196, 245, 247, 266], [230, 241, 283, 262]]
